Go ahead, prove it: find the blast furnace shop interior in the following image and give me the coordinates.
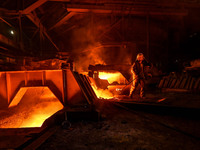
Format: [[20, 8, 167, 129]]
[[0, 0, 200, 149]]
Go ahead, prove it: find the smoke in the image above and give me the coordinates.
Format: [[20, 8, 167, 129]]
[[190, 59, 200, 68], [70, 15, 133, 73], [73, 42, 106, 72]]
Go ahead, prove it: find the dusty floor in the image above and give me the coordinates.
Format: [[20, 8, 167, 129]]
[[37, 96, 200, 150]]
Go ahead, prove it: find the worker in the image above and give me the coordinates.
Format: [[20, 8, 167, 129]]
[[129, 53, 151, 99]]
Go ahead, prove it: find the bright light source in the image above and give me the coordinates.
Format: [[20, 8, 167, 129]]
[[10, 30, 14, 35]]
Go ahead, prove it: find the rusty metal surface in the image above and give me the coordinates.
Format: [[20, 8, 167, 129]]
[[0, 70, 64, 109], [0, 69, 86, 109], [0, 69, 99, 149], [64, 69, 88, 106], [0, 72, 7, 109]]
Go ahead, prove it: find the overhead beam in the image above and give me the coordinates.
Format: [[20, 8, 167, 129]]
[[67, 4, 188, 16], [26, 12, 60, 51], [49, 12, 76, 30], [48, 0, 200, 7], [0, 17, 13, 27], [22, 0, 47, 14], [0, 8, 18, 16], [48, 0, 70, 1], [99, 18, 122, 39]]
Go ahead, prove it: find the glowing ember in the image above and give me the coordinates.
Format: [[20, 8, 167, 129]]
[[0, 87, 63, 128], [99, 72, 125, 84], [20, 101, 63, 128]]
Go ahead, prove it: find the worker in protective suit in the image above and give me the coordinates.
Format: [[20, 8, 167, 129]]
[[129, 53, 151, 98]]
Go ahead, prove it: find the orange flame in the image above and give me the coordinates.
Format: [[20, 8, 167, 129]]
[[99, 72, 125, 84], [91, 84, 114, 99], [90, 72, 126, 99]]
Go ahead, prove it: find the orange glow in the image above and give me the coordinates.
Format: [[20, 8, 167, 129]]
[[8, 88, 28, 108], [89, 72, 127, 99], [99, 72, 126, 84], [157, 98, 166, 102], [0, 87, 63, 128], [20, 102, 63, 128], [91, 84, 114, 99]]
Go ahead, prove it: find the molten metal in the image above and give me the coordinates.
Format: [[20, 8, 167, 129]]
[[91, 84, 114, 99], [91, 72, 127, 99], [0, 87, 63, 128], [99, 72, 125, 84]]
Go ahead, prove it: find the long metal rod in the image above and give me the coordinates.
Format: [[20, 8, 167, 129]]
[[0, 17, 13, 27], [18, 12, 24, 50], [146, 15, 150, 60]]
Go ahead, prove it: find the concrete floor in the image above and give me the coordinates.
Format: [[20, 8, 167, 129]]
[[37, 92, 200, 150]]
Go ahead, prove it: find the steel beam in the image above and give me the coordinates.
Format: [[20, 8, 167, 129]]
[[49, 0, 200, 8], [49, 12, 76, 30], [0, 17, 13, 27], [54, 25, 76, 37], [67, 4, 188, 16], [99, 18, 122, 39], [22, 0, 47, 14], [0, 8, 18, 15], [26, 12, 60, 51], [48, 0, 70, 1]]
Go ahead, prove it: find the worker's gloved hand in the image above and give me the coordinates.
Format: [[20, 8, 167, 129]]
[[147, 73, 152, 78], [145, 73, 152, 80]]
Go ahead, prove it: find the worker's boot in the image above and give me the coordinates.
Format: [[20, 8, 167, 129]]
[[129, 79, 138, 99], [129, 92, 133, 99], [129, 86, 135, 99]]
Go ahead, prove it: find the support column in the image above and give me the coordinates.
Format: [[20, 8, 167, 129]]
[[146, 15, 150, 60], [19, 11, 24, 51]]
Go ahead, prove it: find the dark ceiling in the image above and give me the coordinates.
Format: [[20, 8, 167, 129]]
[[1, 0, 200, 69]]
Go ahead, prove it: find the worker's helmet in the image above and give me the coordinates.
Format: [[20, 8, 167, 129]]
[[136, 53, 145, 60]]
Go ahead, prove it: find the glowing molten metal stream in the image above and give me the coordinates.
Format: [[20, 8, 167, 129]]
[[91, 72, 126, 99]]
